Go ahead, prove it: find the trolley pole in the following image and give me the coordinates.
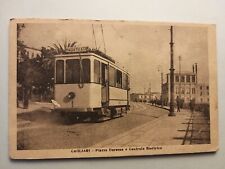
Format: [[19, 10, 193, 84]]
[[169, 26, 176, 116]]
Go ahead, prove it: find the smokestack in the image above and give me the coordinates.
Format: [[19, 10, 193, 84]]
[[195, 63, 198, 74], [195, 63, 198, 84], [192, 64, 195, 73]]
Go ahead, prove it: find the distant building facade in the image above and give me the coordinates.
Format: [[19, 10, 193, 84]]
[[196, 83, 209, 104], [18, 46, 41, 62], [130, 92, 160, 102], [162, 65, 209, 107], [130, 93, 150, 102]]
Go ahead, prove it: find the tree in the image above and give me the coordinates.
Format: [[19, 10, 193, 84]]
[[17, 23, 31, 108], [52, 40, 77, 54]]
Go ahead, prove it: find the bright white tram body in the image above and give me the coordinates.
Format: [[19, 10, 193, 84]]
[[53, 47, 130, 121]]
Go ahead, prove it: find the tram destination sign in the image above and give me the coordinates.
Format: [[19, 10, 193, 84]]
[[65, 46, 91, 53], [9, 18, 218, 159]]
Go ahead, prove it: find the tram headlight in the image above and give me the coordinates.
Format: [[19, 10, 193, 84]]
[[68, 92, 75, 99], [63, 92, 76, 103]]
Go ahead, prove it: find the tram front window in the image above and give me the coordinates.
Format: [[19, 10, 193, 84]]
[[56, 60, 64, 84], [82, 59, 90, 83], [66, 59, 90, 84], [66, 59, 80, 83]]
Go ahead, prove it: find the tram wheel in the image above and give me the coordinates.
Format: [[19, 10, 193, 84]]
[[90, 112, 100, 122], [110, 108, 117, 119]]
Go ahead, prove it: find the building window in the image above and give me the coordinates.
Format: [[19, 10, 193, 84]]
[[175, 75, 179, 82], [94, 60, 100, 83], [186, 88, 190, 94], [200, 86, 202, 90], [176, 87, 178, 94], [186, 75, 190, 82], [181, 87, 185, 94], [192, 88, 195, 94], [181, 76, 185, 82], [206, 86, 209, 90], [56, 60, 64, 84], [192, 75, 195, 82], [200, 92, 202, 96]]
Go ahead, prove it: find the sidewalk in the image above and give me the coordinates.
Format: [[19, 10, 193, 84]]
[[91, 109, 194, 147], [17, 101, 53, 114]]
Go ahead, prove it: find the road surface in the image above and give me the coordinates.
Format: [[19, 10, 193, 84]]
[[17, 102, 168, 150]]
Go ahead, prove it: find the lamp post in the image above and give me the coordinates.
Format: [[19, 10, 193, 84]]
[[168, 26, 176, 116]]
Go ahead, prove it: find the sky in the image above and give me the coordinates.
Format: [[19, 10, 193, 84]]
[[19, 20, 209, 93]]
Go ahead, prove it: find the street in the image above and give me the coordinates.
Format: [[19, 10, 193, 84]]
[[17, 102, 210, 150]]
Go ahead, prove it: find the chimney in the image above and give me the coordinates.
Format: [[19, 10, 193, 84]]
[[195, 63, 198, 74]]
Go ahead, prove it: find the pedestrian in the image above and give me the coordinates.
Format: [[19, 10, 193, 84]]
[[189, 98, 195, 112], [154, 96, 157, 106], [176, 96, 181, 112], [23, 85, 29, 109]]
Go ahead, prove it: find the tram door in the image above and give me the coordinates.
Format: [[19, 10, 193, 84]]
[[101, 63, 109, 106]]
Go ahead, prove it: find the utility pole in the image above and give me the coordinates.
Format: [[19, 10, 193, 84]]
[[179, 55, 182, 98], [169, 26, 176, 116]]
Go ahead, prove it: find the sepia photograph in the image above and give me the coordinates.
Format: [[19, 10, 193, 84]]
[[9, 19, 218, 159]]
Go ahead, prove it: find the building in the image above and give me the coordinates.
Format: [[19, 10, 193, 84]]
[[130, 93, 150, 102], [162, 64, 209, 107], [196, 83, 209, 104], [130, 92, 160, 103], [150, 92, 161, 101], [18, 46, 41, 62]]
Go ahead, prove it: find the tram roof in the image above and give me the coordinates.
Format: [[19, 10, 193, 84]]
[[54, 48, 129, 75], [54, 48, 115, 63]]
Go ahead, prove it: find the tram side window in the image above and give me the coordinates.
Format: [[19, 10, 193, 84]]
[[94, 60, 100, 83], [127, 74, 130, 90], [66, 59, 80, 83], [82, 59, 90, 83], [56, 60, 64, 84], [109, 66, 116, 86], [122, 73, 127, 89], [116, 70, 122, 88]]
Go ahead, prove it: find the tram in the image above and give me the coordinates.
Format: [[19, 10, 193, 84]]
[[52, 46, 130, 122]]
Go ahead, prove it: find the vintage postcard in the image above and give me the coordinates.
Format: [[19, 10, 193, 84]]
[[9, 19, 218, 159]]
